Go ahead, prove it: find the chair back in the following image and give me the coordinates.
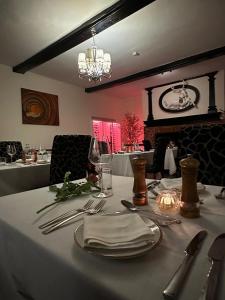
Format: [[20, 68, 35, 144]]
[[142, 139, 152, 151], [151, 137, 169, 172], [50, 135, 91, 185], [0, 141, 23, 162], [177, 124, 225, 185], [98, 141, 109, 154]]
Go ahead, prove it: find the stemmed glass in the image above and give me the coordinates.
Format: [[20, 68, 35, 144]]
[[88, 137, 113, 198], [7, 145, 16, 163]]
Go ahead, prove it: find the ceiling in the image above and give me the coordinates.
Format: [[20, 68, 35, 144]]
[[0, 0, 225, 98]]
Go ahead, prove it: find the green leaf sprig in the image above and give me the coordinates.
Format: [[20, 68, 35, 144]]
[[36, 171, 99, 214]]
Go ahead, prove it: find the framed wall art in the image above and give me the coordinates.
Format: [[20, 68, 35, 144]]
[[158, 82, 200, 113], [21, 88, 59, 125]]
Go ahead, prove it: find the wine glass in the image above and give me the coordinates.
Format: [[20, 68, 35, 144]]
[[88, 137, 113, 198], [7, 145, 16, 163]]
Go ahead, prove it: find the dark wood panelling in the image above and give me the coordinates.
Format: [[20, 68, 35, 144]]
[[13, 0, 155, 74]]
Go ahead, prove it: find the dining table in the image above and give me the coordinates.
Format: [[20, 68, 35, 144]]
[[0, 175, 224, 300], [0, 161, 50, 197], [112, 148, 177, 177]]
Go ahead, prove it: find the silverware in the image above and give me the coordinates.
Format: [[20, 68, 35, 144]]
[[163, 230, 207, 300], [199, 233, 225, 300], [148, 186, 159, 196], [147, 180, 160, 188], [42, 199, 106, 234], [147, 181, 160, 196], [39, 199, 94, 229], [121, 200, 181, 224], [101, 210, 178, 226]]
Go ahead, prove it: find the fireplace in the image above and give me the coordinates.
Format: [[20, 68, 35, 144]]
[[144, 115, 224, 147], [154, 131, 181, 146]]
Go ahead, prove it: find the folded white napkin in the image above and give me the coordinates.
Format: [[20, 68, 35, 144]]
[[83, 214, 154, 250], [159, 177, 205, 191]]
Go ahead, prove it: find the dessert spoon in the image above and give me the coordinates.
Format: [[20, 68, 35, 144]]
[[121, 200, 182, 225]]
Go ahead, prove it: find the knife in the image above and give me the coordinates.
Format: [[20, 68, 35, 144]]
[[147, 181, 160, 196], [200, 233, 225, 300], [147, 180, 160, 189], [163, 230, 207, 300]]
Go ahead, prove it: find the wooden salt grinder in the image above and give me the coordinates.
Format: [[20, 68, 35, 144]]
[[131, 157, 148, 206]]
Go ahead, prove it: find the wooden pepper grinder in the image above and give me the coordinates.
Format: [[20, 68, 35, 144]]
[[131, 157, 148, 206], [179, 154, 200, 218]]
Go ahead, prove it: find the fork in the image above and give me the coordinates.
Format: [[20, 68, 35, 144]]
[[39, 199, 94, 229], [42, 199, 106, 234]]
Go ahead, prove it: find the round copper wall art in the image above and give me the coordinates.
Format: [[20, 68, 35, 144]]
[[21, 88, 59, 125]]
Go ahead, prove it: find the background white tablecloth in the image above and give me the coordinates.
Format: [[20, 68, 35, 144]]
[[0, 162, 50, 196], [0, 176, 224, 300], [112, 148, 177, 177], [164, 148, 177, 175]]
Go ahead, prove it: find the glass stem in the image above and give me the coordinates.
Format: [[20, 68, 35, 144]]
[[99, 167, 104, 194]]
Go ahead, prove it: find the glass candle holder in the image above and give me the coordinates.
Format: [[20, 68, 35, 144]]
[[156, 190, 180, 211]]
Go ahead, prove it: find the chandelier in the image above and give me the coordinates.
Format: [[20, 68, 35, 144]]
[[78, 28, 111, 82]]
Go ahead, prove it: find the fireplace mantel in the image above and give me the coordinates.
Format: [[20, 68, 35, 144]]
[[144, 112, 221, 127]]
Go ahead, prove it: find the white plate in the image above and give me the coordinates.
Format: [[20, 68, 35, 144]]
[[16, 159, 23, 163], [16, 159, 33, 164], [74, 216, 162, 259], [36, 160, 48, 164]]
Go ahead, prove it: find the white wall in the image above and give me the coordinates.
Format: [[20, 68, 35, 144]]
[[0, 64, 142, 149], [142, 70, 224, 120]]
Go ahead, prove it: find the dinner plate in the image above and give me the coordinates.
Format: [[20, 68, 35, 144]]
[[74, 216, 162, 259], [16, 158, 33, 164], [36, 160, 48, 164]]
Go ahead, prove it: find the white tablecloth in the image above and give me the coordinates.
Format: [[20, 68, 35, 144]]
[[0, 176, 224, 300], [112, 151, 154, 177], [112, 148, 177, 177], [0, 162, 50, 196], [164, 148, 177, 175]]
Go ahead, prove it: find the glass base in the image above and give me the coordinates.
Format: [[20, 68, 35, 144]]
[[92, 191, 113, 198]]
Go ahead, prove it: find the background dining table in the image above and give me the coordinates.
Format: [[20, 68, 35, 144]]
[[0, 161, 50, 197], [0, 175, 224, 300], [112, 148, 177, 177]]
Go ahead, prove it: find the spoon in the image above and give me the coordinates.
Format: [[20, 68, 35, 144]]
[[120, 200, 182, 226]]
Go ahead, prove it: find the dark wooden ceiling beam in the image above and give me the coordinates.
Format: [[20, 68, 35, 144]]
[[13, 0, 155, 74], [85, 46, 225, 93]]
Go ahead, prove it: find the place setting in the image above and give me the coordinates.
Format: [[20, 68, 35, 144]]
[[74, 211, 162, 259], [35, 146, 220, 267]]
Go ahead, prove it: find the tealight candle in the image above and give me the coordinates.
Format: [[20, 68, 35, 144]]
[[156, 190, 180, 211]]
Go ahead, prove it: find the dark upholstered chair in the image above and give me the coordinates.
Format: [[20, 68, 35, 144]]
[[177, 124, 225, 186], [0, 141, 23, 162], [142, 139, 152, 151], [146, 137, 169, 179], [50, 135, 91, 185]]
